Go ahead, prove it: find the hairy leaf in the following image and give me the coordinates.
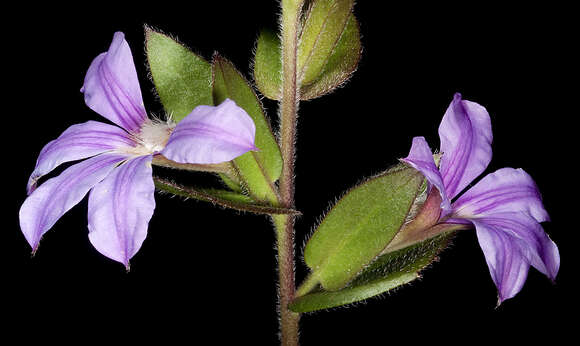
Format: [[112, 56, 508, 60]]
[[291, 233, 454, 312], [146, 27, 213, 122], [304, 164, 425, 290], [212, 54, 282, 203], [301, 14, 361, 100], [298, 0, 355, 86], [254, 29, 282, 100]]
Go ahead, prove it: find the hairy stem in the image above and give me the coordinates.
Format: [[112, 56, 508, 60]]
[[276, 0, 303, 345]]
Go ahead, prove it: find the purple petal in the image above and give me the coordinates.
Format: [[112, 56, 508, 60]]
[[473, 219, 530, 304], [82, 32, 147, 133], [161, 99, 257, 164], [401, 136, 451, 213], [27, 121, 135, 194], [87, 155, 155, 268], [19, 153, 128, 251], [472, 213, 559, 303], [438, 93, 493, 199], [479, 213, 559, 279], [452, 168, 549, 223]]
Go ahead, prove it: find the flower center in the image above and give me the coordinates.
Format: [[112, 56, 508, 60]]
[[137, 119, 174, 152], [118, 119, 175, 156]]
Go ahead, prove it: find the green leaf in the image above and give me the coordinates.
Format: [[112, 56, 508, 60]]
[[253, 4, 360, 101], [212, 54, 282, 203], [218, 171, 244, 193], [146, 27, 213, 122], [304, 164, 425, 290], [154, 177, 297, 215], [254, 29, 282, 100], [290, 233, 454, 313], [300, 14, 361, 100], [298, 0, 355, 86]]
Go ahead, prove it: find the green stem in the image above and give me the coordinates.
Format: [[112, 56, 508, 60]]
[[276, 1, 303, 345]]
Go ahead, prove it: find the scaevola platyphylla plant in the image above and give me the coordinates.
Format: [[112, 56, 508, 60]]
[[19, 1, 558, 344]]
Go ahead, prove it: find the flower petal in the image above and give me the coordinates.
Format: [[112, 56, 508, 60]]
[[87, 155, 155, 268], [438, 93, 493, 199], [472, 213, 559, 303], [19, 153, 128, 251], [452, 168, 549, 223], [401, 136, 451, 212], [161, 99, 257, 164], [81, 32, 147, 133], [481, 213, 558, 279], [473, 220, 530, 304], [27, 121, 135, 194]]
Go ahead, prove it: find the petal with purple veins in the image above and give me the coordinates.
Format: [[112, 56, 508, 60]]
[[401, 136, 451, 213], [82, 32, 147, 133], [472, 212, 559, 303], [87, 155, 155, 269], [162, 99, 257, 164], [477, 213, 559, 280], [473, 219, 530, 304], [27, 121, 135, 194], [452, 168, 549, 223], [438, 93, 493, 199], [19, 153, 128, 251]]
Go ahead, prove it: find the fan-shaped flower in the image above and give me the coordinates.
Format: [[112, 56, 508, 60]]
[[392, 93, 559, 304], [20, 32, 257, 269]]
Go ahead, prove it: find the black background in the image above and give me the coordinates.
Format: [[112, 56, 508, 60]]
[[6, 1, 575, 344]]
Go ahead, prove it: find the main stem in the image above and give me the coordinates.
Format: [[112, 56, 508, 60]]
[[276, 1, 302, 345]]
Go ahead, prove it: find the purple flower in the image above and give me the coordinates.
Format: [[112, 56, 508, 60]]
[[397, 93, 559, 304], [19, 32, 257, 269]]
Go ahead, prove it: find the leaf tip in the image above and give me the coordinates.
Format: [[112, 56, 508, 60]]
[[211, 50, 224, 63], [143, 24, 159, 45]]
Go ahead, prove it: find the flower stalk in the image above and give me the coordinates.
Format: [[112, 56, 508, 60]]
[[151, 155, 233, 174]]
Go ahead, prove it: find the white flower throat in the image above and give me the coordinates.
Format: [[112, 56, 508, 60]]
[[120, 119, 175, 156]]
